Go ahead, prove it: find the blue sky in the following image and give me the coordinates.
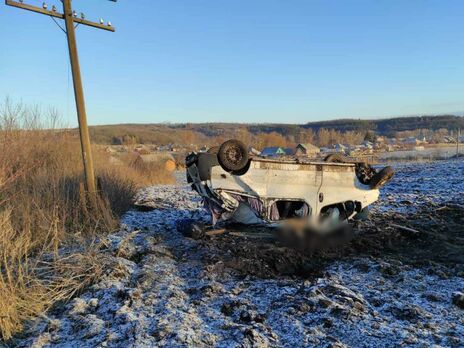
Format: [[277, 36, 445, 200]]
[[1, 0, 464, 126]]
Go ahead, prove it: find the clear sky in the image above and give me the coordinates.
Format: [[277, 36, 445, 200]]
[[1, 0, 464, 126]]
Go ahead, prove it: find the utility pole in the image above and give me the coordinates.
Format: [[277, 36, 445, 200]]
[[62, 0, 97, 196], [457, 127, 461, 158], [5, 0, 116, 196]]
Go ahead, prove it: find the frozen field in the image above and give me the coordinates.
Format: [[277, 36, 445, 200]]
[[378, 159, 464, 212], [15, 160, 464, 348], [377, 145, 464, 161]]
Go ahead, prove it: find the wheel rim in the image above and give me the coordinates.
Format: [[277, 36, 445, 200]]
[[225, 146, 242, 165]]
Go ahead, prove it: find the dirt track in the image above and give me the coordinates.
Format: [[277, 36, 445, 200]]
[[13, 160, 464, 347]]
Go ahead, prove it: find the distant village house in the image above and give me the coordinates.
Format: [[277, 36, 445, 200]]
[[260, 147, 286, 157], [295, 143, 320, 156]]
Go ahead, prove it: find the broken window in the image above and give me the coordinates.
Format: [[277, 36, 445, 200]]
[[270, 200, 310, 221]]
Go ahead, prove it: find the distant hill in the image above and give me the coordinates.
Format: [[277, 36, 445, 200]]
[[89, 115, 464, 145], [302, 115, 464, 135], [244, 115, 464, 136]]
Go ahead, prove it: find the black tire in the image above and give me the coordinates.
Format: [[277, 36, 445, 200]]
[[324, 154, 346, 163], [217, 139, 249, 172], [176, 219, 205, 239], [355, 162, 376, 185], [231, 160, 251, 176], [369, 166, 394, 189]]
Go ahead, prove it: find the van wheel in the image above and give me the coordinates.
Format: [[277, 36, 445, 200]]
[[355, 162, 376, 185], [324, 154, 346, 163], [218, 139, 249, 172], [369, 166, 394, 189], [231, 160, 251, 176]]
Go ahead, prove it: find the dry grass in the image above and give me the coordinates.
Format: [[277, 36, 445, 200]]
[[97, 152, 175, 188], [0, 209, 104, 340], [0, 99, 173, 341]]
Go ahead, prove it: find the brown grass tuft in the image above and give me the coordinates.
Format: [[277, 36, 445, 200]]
[[0, 209, 104, 339]]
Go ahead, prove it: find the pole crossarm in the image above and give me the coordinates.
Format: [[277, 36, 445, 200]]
[[5, 0, 115, 32], [5, 0, 63, 18], [73, 15, 115, 32]]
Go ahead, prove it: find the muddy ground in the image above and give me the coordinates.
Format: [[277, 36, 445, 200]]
[[11, 160, 464, 347]]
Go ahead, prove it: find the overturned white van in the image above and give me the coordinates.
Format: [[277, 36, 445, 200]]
[[186, 140, 394, 229]]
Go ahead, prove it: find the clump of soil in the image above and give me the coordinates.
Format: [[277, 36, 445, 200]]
[[203, 201, 464, 279], [354, 202, 464, 269], [205, 232, 326, 279]]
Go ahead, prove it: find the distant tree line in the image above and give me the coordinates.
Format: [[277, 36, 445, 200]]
[[89, 115, 463, 149], [302, 115, 463, 136]]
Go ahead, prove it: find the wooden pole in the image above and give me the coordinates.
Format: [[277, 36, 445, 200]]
[[457, 127, 461, 158], [62, 0, 96, 194]]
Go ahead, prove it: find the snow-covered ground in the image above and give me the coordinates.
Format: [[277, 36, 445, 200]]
[[377, 160, 464, 213], [15, 160, 464, 348]]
